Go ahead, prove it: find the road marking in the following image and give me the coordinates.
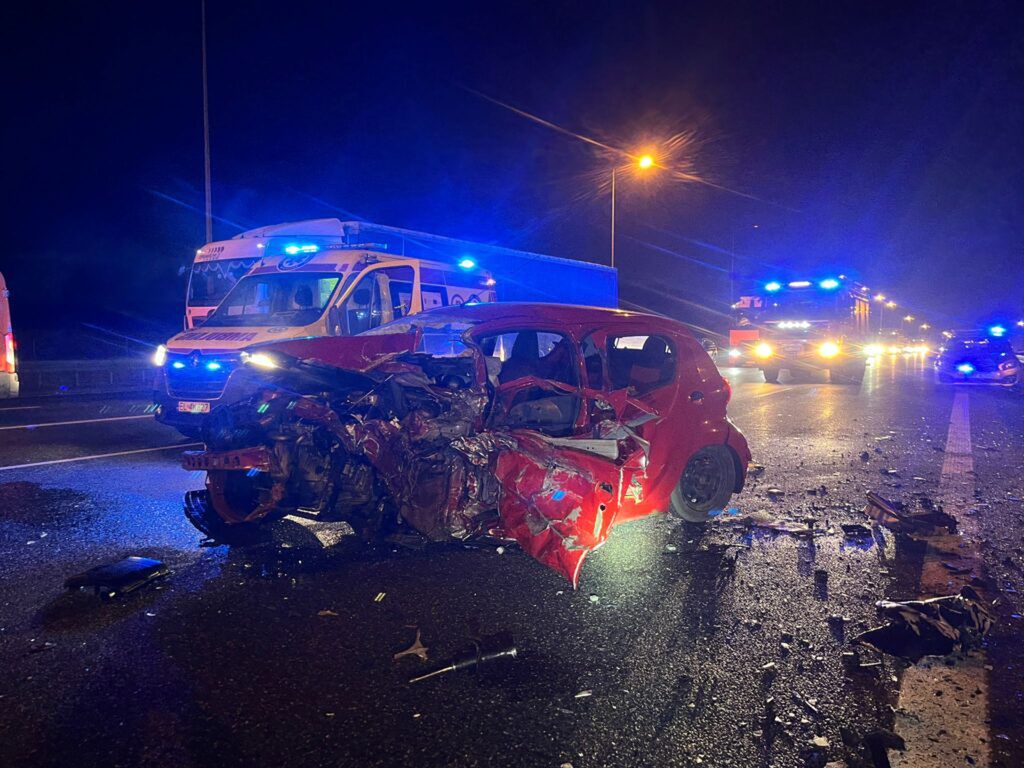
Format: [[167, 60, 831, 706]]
[[892, 391, 989, 768], [0, 405, 42, 411], [0, 442, 203, 471], [751, 386, 795, 399], [0, 414, 154, 431]]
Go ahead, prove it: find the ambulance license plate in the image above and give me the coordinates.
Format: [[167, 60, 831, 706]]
[[177, 401, 211, 414]]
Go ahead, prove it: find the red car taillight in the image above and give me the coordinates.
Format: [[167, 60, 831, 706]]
[[2, 333, 13, 374]]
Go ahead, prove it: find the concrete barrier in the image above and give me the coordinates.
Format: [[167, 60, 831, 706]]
[[18, 358, 154, 397]]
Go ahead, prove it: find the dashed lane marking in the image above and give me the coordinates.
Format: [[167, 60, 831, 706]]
[[892, 392, 989, 768], [0, 414, 154, 431], [0, 443, 203, 471]]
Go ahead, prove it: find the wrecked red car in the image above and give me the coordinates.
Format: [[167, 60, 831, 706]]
[[182, 303, 751, 585]]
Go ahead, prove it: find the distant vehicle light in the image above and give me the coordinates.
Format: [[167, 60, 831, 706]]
[[458, 257, 477, 270], [245, 352, 279, 370], [206, 361, 222, 371], [764, 281, 782, 292], [788, 280, 812, 288], [956, 363, 975, 374], [728, 348, 742, 358], [819, 341, 840, 359], [864, 344, 883, 357], [152, 345, 167, 366], [171, 361, 186, 369], [754, 342, 774, 359], [819, 278, 840, 290], [284, 244, 319, 255], [484, 277, 496, 286], [989, 324, 1007, 338], [777, 320, 811, 330]]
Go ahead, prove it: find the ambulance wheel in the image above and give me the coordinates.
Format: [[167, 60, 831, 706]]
[[762, 367, 780, 383], [670, 446, 737, 523]]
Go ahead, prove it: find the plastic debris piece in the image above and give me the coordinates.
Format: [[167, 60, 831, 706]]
[[852, 586, 994, 662], [409, 632, 517, 684], [318, 609, 340, 617], [393, 629, 429, 663], [574, 689, 593, 699], [863, 491, 956, 536], [812, 735, 830, 748], [64, 556, 169, 599], [841, 523, 872, 538]]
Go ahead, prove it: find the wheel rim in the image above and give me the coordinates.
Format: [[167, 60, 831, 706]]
[[680, 452, 725, 507]]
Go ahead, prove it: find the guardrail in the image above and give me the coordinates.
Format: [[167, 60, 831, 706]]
[[17, 358, 154, 396]]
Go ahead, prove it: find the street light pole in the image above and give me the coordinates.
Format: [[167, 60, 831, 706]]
[[201, 0, 213, 244], [610, 166, 616, 269]]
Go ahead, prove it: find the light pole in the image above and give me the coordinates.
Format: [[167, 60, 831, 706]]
[[201, 0, 213, 244], [610, 153, 655, 268], [873, 294, 886, 334]]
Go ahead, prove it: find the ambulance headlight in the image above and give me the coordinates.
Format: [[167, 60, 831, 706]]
[[243, 352, 279, 370]]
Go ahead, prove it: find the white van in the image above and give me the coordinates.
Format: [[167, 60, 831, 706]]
[[154, 246, 495, 435], [0, 272, 18, 398]]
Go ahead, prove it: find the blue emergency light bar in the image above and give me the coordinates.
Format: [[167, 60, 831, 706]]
[[284, 244, 320, 255]]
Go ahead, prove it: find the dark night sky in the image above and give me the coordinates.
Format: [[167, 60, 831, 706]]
[[4, 1, 1023, 337]]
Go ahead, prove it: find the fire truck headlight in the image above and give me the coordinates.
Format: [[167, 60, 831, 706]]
[[819, 341, 841, 359], [152, 345, 167, 366], [754, 342, 774, 359], [863, 344, 883, 357]]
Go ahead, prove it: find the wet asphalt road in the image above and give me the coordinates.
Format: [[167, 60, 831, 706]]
[[1, 356, 1022, 768]]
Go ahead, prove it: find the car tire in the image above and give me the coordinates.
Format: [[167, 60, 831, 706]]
[[670, 446, 737, 523], [762, 367, 780, 383], [184, 489, 269, 545]]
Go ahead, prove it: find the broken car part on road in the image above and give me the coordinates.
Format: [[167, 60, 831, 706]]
[[408, 632, 518, 684], [179, 304, 751, 585], [852, 586, 995, 663], [64, 556, 169, 599]]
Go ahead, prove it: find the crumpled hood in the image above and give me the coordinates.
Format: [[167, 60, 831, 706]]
[[255, 333, 419, 373]]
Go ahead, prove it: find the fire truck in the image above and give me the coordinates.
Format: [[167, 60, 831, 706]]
[[729, 276, 871, 384]]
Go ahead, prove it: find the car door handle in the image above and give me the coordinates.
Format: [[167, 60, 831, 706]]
[[689, 390, 704, 402]]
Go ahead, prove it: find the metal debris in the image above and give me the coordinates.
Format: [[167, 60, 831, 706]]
[[852, 586, 994, 662], [408, 632, 517, 684], [862, 491, 956, 536]]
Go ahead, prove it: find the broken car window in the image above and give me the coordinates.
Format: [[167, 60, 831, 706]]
[[581, 334, 605, 389], [607, 334, 675, 394], [478, 331, 579, 386]]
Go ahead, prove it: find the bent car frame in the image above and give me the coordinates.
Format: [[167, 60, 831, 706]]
[[182, 303, 751, 585]]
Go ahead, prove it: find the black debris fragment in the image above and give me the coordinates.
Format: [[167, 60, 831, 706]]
[[409, 632, 517, 684], [863, 491, 957, 536], [64, 556, 168, 599], [841, 523, 872, 539], [851, 586, 994, 662]]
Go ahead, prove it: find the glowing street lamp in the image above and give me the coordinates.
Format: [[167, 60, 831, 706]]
[[920, 323, 930, 330], [610, 151, 658, 268]]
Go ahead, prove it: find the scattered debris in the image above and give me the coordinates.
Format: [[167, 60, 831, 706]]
[[588, 595, 600, 604], [64, 556, 169, 599], [409, 632, 517, 684], [748, 463, 766, 476], [863, 491, 956, 536], [811, 735, 830, 748], [852, 586, 994, 662], [792, 692, 820, 717], [318, 609, 340, 617], [766, 487, 785, 499], [859, 451, 871, 462], [574, 689, 593, 699], [393, 629, 429, 662]]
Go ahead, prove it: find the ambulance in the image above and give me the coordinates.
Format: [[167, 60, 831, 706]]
[[154, 241, 496, 436]]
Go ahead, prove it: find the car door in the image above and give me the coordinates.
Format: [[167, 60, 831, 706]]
[[475, 326, 640, 585]]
